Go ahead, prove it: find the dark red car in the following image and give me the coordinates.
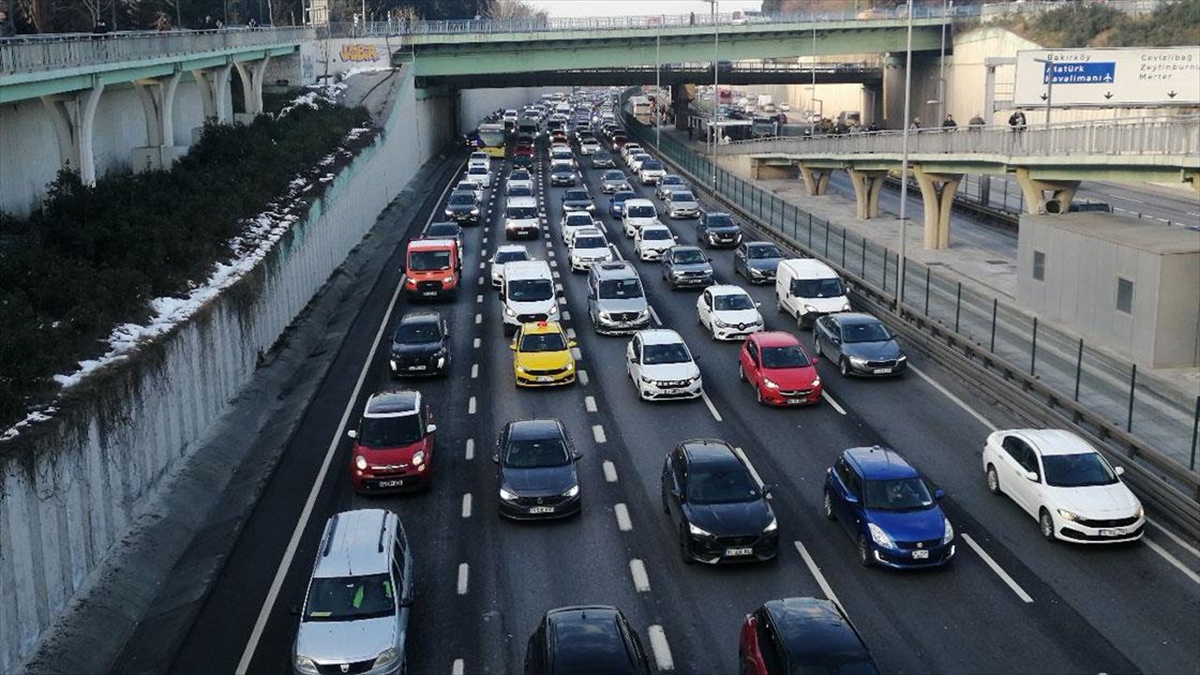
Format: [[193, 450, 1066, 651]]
[[740, 598, 879, 675], [347, 390, 436, 493], [738, 331, 822, 406]]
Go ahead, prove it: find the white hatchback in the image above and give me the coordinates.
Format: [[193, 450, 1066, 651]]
[[696, 285, 763, 340], [634, 224, 677, 261], [626, 329, 703, 401]]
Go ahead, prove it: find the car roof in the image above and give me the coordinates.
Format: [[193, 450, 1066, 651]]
[[507, 196, 538, 207], [592, 261, 637, 279], [545, 606, 636, 672], [625, 198, 655, 207], [398, 311, 442, 325], [638, 328, 686, 346], [708, 284, 750, 297], [762, 598, 869, 665], [750, 331, 801, 348], [1011, 429, 1097, 456], [505, 260, 553, 279], [313, 509, 397, 578], [746, 240, 779, 249], [679, 438, 738, 466], [364, 390, 421, 417], [830, 313, 882, 326], [425, 221, 459, 231], [521, 321, 567, 336], [409, 238, 454, 251], [781, 258, 838, 277], [669, 245, 702, 254], [507, 418, 565, 442], [843, 446, 919, 480]]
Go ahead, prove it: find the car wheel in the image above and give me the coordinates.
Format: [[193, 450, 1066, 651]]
[[839, 358, 850, 378], [775, 296, 784, 314], [986, 465, 1002, 495], [680, 525, 694, 565], [661, 489, 670, 514], [1039, 508, 1056, 541], [823, 490, 836, 520], [857, 534, 873, 567]]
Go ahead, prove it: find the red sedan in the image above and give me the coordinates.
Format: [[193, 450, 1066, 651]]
[[737, 331, 822, 406], [347, 390, 437, 493]]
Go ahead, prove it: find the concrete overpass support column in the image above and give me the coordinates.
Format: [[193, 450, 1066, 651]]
[[131, 72, 184, 172], [233, 56, 271, 122], [190, 64, 233, 128], [1014, 167, 1080, 215], [671, 83, 691, 131], [846, 168, 888, 219], [799, 164, 832, 196], [38, 83, 105, 186], [912, 165, 962, 250]]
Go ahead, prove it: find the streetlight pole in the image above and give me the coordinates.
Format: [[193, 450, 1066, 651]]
[[656, 32, 661, 148], [896, 0, 915, 302], [809, 23, 817, 135], [711, 0, 719, 192], [937, 0, 948, 123]]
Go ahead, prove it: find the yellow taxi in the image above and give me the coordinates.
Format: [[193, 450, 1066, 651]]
[[511, 321, 577, 387]]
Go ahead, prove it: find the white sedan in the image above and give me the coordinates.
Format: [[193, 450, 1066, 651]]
[[626, 329, 703, 401], [696, 285, 763, 340], [982, 429, 1144, 544], [568, 229, 614, 273], [561, 212, 601, 245], [466, 165, 492, 188], [634, 224, 677, 261], [490, 244, 533, 288]]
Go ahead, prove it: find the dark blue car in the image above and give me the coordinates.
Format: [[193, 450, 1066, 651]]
[[823, 446, 955, 569], [609, 189, 637, 218]]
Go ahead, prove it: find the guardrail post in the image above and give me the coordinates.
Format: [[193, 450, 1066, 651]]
[[1074, 338, 1083, 401], [823, 223, 830, 258], [954, 282, 962, 333], [1126, 364, 1137, 433], [924, 267, 931, 315], [1191, 396, 1199, 470], [841, 229, 847, 267], [990, 299, 997, 352], [861, 240, 867, 277], [1030, 316, 1038, 376], [883, 250, 889, 292], [808, 214, 813, 249]]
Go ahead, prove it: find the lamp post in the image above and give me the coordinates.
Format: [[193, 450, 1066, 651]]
[[711, 0, 720, 192], [809, 23, 817, 135], [656, 32, 661, 148], [896, 0, 915, 301], [1033, 57, 1054, 125], [937, 0, 949, 123]]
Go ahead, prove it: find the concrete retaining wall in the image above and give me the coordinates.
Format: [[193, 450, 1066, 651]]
[[0, 67, 452, 672]]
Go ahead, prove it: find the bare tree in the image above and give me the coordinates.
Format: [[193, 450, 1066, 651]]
[[484, 0, 537, 19]]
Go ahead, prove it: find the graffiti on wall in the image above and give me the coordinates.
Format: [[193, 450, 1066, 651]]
[[340, 43, 380, 63]]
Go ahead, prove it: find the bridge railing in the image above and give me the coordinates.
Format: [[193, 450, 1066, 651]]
[[0, 27, 311, 75], [721, 116, 1200, 161]]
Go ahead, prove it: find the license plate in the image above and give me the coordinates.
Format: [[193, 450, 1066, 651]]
[[529, 506, 555, 514], [377, 479, 408, 488], [787, 398, 805, 404], [873, 368, 892, 374], [912, 549, 930, 559], [536, 376, 554, 383], [422, 291, 437, 297], [1100, 528, 1124, 537], [408, 365, 427, 371], [725, 547, 754, 557]]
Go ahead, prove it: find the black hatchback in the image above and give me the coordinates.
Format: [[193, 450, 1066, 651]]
[[495, 419, 583, 520], [389, 311, 450, 378], [739, 597, 879, 675], [525, 605, 652, 675]]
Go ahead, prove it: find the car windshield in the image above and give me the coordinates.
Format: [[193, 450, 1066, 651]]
[[672, 249, 706, 264], [642, 160, 663, 171], [761, 345, 810, 368], [519, 331, 568, 352], [1041, 452, 1118, 488], [408, 250, 451, 271], [507, 206, 537, 219], [603, 171, 625, 181], [662, 176, 683, 186], [793, 278, 844, 298], [792, 660, 880, 675], [671, 192, 696, 203], [358, 414, 423, 447], [495, 250, 529, 265], [552, 151, 572, 160], [511, 171, 530, 180], [456, 183, 476, 192], [574, 235, 606, 249], [688, 465, 761, 505], [426, 224, 457, 238], [714, 293, 755, 311], [508, 279, 553, 302], [304, 574, 395, 622], [395, 321, 441, 344], [705, 214, 735, 228], [599, 279, 643, 299], [613, 192, 635, 203], [627, 205, 656, 218], [863, 477, 934, 511], [643, 342, 691, 365], [594, 152, 612, 160], [564, 190, 590, 201], [448, 194, 475, 205], [748, 244, 782, 259], [505, 436, 571, 468], [842, 321, 891, 343], [507, 186, 533, 197], [643, 229, 672, 241]]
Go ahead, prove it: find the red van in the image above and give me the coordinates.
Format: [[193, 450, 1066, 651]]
[[402, 238, 459, 300], [347, 390, 436, 493]]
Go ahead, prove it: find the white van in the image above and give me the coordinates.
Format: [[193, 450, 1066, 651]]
[[501, 260, 558, 334], [774, 258, 851, 328], [505, 195, 540, 239], [622, 199, 661, 238]]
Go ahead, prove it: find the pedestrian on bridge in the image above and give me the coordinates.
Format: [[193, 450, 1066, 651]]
[[909, 117, 921, 131], [968, 113, 985, 130], [1008, 110, 1026, 132], [0, 6, 15, 38], [155, 13, 171, 31], [942, 114, 957, 129]]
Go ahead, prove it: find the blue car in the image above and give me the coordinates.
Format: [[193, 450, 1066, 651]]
[[823, 446, 955, 569], [609, 189, 637, 218]]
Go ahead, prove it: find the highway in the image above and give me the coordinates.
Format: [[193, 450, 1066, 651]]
[[169, 126, 1200, 675]]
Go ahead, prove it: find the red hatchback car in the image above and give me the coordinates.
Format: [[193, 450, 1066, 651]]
[[347, 390, 437, 493], [738, 331, 822, 406]]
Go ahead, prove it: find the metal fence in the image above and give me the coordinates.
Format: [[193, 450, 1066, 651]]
[[625, 117, 1200, 478]]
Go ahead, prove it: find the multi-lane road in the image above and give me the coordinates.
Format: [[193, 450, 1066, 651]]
[[169, 123, 1200, 675]]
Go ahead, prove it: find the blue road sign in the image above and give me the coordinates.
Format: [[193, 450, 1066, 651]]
[[1042, 62, 1116, 85]]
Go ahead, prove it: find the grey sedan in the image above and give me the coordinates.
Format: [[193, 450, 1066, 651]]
[[813, 312, 908, 378], [733, 241, 784, 284]]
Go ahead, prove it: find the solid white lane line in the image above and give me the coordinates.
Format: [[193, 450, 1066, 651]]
[[794, 541, 845, 609], [473, 337, 481, 349], [733, 447, 765, 489], [701, 390, 723, 422], [593, 424, 607, 443], [457, 563, 469, 595], [603, 460, 618, 482], [909, 364, 998, 431], [1148, 518, 1200, 559], [465, 439, 474, 461], [1143, 537, 1200, 585], [585, 396, 597, 412], [629, 558, 651, 592], [821, 391, 847, 415], [468, 397, 477, 414], [579, 370, 589, 385], [461, 493, 472, 519], [474, 313, 482, 325], [647, 626, 675, 671], [471, 363, 479, 379], [648, 305, 662, 326], [961, 533, 1034, 603], [451, 659, 464, 675], [615, 503, 633, 532]]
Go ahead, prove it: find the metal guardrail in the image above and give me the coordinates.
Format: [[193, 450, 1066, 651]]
[[0, 27, 311, 75], [623, 110, 1200, 536]]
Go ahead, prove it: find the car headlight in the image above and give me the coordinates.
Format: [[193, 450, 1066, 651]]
[[641, 376, 655, 384], [562, 484, 580, 498], [803, 304, 818, 313], [374, 648, 398, 668], [499, 487, 518, 501], [686, 374, 702, 384], [763, 517, 778, 533], [515, 363, 527, 373], [868, 522, 895, 549], [505, 306, 517, 317], [294, 656, 319, 675], [841, 302, 852, 312], [548, 303, 558, 314], [812, 377, 821, 387], [444, 209, 453, 216], [443, 275, 455, 283], [354, 455, 368, 470], [471, 207, 480, 215], [1134, 504, 1144, 520], [412, 450, 425, 467], [762, 378, 780, 389], [713, 317, 729, 328], [941, 518, 955, 545], [586, 204, 595, 211], [849, 356, 869, 366], [897, 355, 907, 362], [688, 522, 714, 537], [1057, 508, 1081, 522]]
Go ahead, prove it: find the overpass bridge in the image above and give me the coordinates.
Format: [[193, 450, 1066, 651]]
[[716, 117, 1200, 249], [415, 62, 882, 89]]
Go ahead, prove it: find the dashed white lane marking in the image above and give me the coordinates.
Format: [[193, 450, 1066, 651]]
[[461, 493, 472, 518], [566, 327, 576, 339], [733, 447, 766, 489], [557, 296, 567, 305], [794, 540, 845, 609], [465, 439, 474, 460], [1148, 519, 1200, 559], [821, 391, 847, 415], [592, 424, 607, 443], [549, 259, 558, 268], [474, 313, 482, 325], [476, 294, 483, 303], [603, 460, 618, 482], [547, 249, 555, 258], [629, 558, 651, 592], [585, 396, 597, 412], [909, 364, 998, 431], [476, 277, 483, 286], [701, 390, 723, 422], [648, 305, 663, 326], [473, 337, 481, 349], [555, 282, 564, 292], [648, 626, 675, 671], [615, 503, 633, 532], [471, 363, 479, 379], [468, 397, 477, 415], [578, 370, 589, 385], [457, 563, 469, 595], [961, 533, 1034, 603], [562, 310, 571, 321], [478, 261, 486, 270], [1143, 537, 1200, 585], [571, 347, 582, 360], [451, 659, 464, 675]]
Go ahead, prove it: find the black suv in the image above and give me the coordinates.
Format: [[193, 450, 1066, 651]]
[[696, 212, 744, 249], [389, 311, 450, 377], [524, 605, 651, 675]]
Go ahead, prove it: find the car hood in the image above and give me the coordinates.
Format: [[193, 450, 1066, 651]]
[[551, 168, 575, 176], [391, 340, 442, 357], [670, 199, 699, 208], [706, 225, 740, 234], [713, 309, 761, 326], [508, 298, 556, 313], [354, 439, 426, 464], [746, 257, 783, 271], [641, 239, 674, 250], [673, 261, 713, 274], [516, 350, 573, 371], [643, 361, 699, 380], [597, 297, 647, 312], [802, 296, 849, 313], [501, 464, 577, 495], [1051, 481, 1140, 516], [762, 365, 819, 388], [563, 198, 592, 206], [685, 500, 773, 536], [295, 616, 396, 665], [627, 215, 659, 225], [843, 340, 902, 361], [865, 505, 947, 542], [446, 204, 475, 213], [572, 246, 609, 258]]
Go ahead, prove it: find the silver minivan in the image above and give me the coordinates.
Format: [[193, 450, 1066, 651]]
[[293, 509, 413, 675]]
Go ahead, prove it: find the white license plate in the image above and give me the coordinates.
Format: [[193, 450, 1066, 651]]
[[408, 365, 427, 371], [537, 376, 555, 383], [377, 479, 407, 488], [725, 547, 754, 557], [1100, 528, 1125, 537], [422, 291, 437, 297], [787, 398, 805, 404], [529, 506, 555, 514], [873, 368, 892, 374], [912, 549, 930, 559]]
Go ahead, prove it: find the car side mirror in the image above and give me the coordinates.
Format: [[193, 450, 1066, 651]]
[[568, 340, 577, 348], [844, 492, 859, 504], [761, 483, 774, 495], [397, 265, 405, 275], [492, 453, 500, 464], [426, 424, 437, 434], [933, 488, 945, 500], [509, 343, 516, 351], [499, 292, 506, 302], [707, 257, 713, 262], [670, 488, 682, 501], [346, 429, 358, 439], [1024, 470, 1040, 482], [573, 451, 584, 462], [831, 336, 841, 345], [755, 301, 762, 308], [1114, 466, 1125, 476], [587, 291, 596, 300]]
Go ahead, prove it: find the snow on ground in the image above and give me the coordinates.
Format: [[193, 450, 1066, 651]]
[[1, 78, 370, 443]]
